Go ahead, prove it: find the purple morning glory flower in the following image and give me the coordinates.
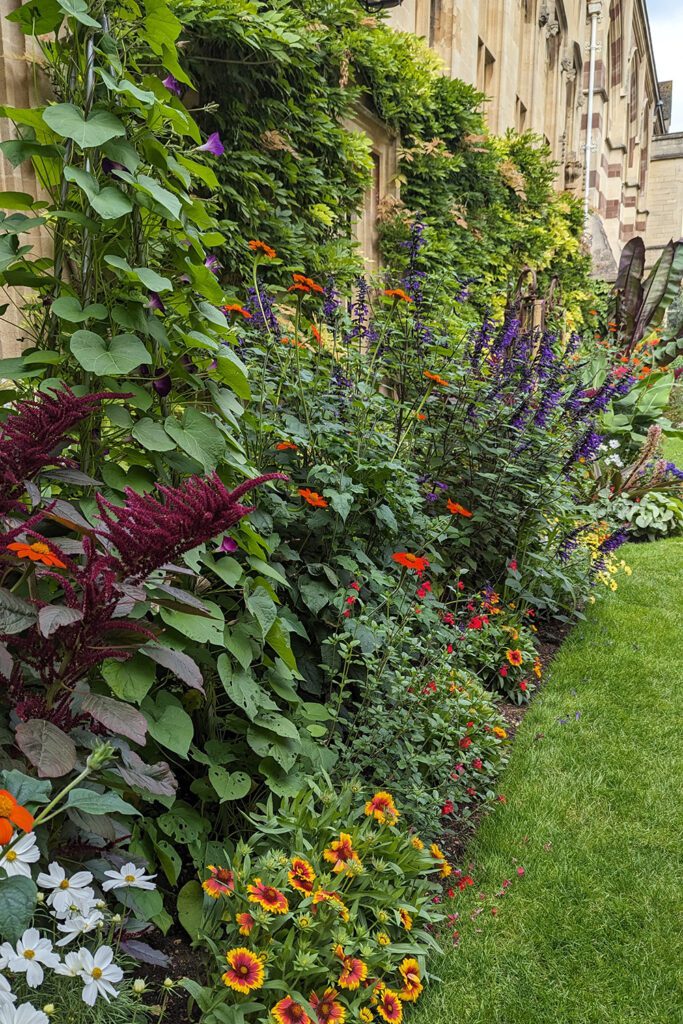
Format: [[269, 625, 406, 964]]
[[205, 254, 221, 276], [219, 537, 238, 553], [152, 369, 172, 397], [163, 74, 182, 96], [101, 157, 125, 175], [148, 291, 166, 313], [198, 132, 224, 157]]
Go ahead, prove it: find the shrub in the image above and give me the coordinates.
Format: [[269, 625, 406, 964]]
[[182, 782, 445, 1024]]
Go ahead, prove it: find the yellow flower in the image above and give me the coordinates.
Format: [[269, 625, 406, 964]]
[[376, 932, 391, 946], [399, 908, 413, 931], [360, 1010, 374, 1023], [410, 836, 424, 850], [492, 726, 508, 739]]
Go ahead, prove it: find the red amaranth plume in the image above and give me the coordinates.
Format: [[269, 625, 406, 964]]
[[0, 386, 124, 512], [96, 472, 288, 581]]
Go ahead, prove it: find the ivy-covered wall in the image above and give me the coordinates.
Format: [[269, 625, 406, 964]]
[[176, 0, 592, 320]]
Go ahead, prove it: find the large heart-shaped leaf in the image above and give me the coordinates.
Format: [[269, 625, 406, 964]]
[[131, 417, 176, 452], [70, 330, 151, 376], [15, 719, 77, 778], [43, 103, 126, 148], [208, 766, 251, 802], [102, 654, 155, 704], [177, 880, 204, 941], [164, 408, 226, 472], [159, 599, 224, 645], [57, 0, 101, 27], [142, 693, 193, 758], [51, 296, 108, 322]]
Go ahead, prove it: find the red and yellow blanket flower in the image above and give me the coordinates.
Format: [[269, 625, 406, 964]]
[[335, 946, 368, 990], [376, 988, 403, 1023], [247, 877, 289, 914], [506, 649, 523, 666], [492, 726, 508, 739], [235, 912, 255, 936], [221, 947, 265, 994], [312, 889, 350, 922], [288, 857, 316, 894], [299, 488, 328, 508], [272, 995, 311, 1024], [310, 988, 346, 1023], [0, 789, 34, 845], [364, 791, 400, 826], [202, 865, 235, 899], [323, 833, 362, 874], [391, 552, 429, 573], [398, 959, 422, 1002], [429, 842, 452, 878], [399, 908, 413, 931], [383, 288, 413, 303], [359, 1010, 374, 1023], [446, 499, 472, 517], [249, 239, 277, 259], [6, 540, 66, 568]]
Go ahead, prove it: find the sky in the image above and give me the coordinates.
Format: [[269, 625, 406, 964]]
[[647, 0, 683, 131]]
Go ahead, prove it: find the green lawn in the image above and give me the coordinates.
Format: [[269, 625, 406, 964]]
[[415, 538, 683, 1024]]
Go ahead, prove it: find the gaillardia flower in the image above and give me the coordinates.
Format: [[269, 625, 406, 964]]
[[336, 948, 368, 990], [202, 865, 235, 899], [506, 649, 523, 666], [236, 912, 255, 935], [323, 833, 362, 874], [288, 857, 316, 894], [377, 988, 403, 1023], [272, 995, 311, 1024], [222, 947, 264, 994], [399, 908, 413, 931], [398, 959, 422, 1002], [310, 988, 346, 1023], [364, 792, 399, 825], [247, 878, 289, 914]]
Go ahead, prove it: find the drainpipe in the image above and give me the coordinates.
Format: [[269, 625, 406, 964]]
[[583, 1, 602, 227]]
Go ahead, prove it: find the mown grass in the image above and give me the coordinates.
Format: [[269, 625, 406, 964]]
[[415, 538, 683, 1024]]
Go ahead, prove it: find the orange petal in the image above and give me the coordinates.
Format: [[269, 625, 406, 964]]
[[0, 819, 14, 844], [11, 804, 34, 832]]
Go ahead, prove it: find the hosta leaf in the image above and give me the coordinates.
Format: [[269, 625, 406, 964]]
[[15, 719, 77, 778], [43, 104, 126, 148]]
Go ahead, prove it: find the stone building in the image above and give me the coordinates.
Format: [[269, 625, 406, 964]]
[[368, 0, 683, 275]]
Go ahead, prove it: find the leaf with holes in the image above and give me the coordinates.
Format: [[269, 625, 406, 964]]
[[208, 766, 251, 802]]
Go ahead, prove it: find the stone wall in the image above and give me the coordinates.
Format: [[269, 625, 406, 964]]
[[645, 132, 683, 266]]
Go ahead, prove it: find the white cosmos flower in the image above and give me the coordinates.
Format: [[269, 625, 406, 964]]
[[55, 911, 103, 947], [0, 1003, 49, 1024], [77, 946, 123, 1006], [36, 863, 94, 915], [0, 834, 40, 879], [54, 949, 86, 977], [4, 929, 60, 988], [102, 862, 156, 892], [0, 976, 15, 1008]]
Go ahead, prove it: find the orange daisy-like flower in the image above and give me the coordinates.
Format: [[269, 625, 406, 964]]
[[222, 303, 252, 319], [323, 833, 362, 874], [410, 836, 424, 850], [492, 726, 508, 739], [247, 877, 289, 915], [310, 988, 346, 1023], [312, 889, 350, 922], [376, 988, 403, 1023], [202, 865, 235, 899], [0, 789, 34, 845], [399, 908, 413, 931], [299, 488, 328, 508], [292, 273, 324, 294], [337, 952, 368, 991], [506, 649, 523, 666], [398, 959, 422, 1002], [272, 996, 311, 1024], [235, 912, 255, 936], [277, 441, 298, 451], [383, 288, 413, 304], [6, 541, 66, 569], [391, 552, 430, 573], [249, 239, 277, 259], [288, 857, 316, 894], [533, 658, 542, 679], [364, 792, 400, 826], [423, 371, 450, 388], [446, 500, 473, 517], [222, 947, 265, 994], [311, 325, 322, 345]]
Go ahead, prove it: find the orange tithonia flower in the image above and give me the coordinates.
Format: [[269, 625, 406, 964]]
[[323, 833, 362, 874], [7, 541, 66, 568], [310, 988, 347, 1023], [383, 288, 413, 303], [398, 959, 423, 1002], [247, 877, 289, 914], [312, 889, 350, 922], [377, 989, 403, 1023], [222, 303, 252, 319], [276, 441, 298, 451], [202, 865, 235, 899], [235, 912, 255, 936], [249, 239, 277, 259], [292, 273, 324, 294], [337, 952, 368, 991], [222, 947, 265, 994], [364, 791, 399, 825], [299, 488, 328, 508], [311, 325, 322, 344], [0, 789, 34, 845], [288, 857, 316, 894], [272, 996, 311, 1024], [399, 908, 413, 931], [391, 552, 430, 573], [446, 500, 472, 517], [506, 649, 523, 666], [423, 371, 450, 387]]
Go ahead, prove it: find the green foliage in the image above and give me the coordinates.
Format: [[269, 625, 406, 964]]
[[622, 490, 683, 540]]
